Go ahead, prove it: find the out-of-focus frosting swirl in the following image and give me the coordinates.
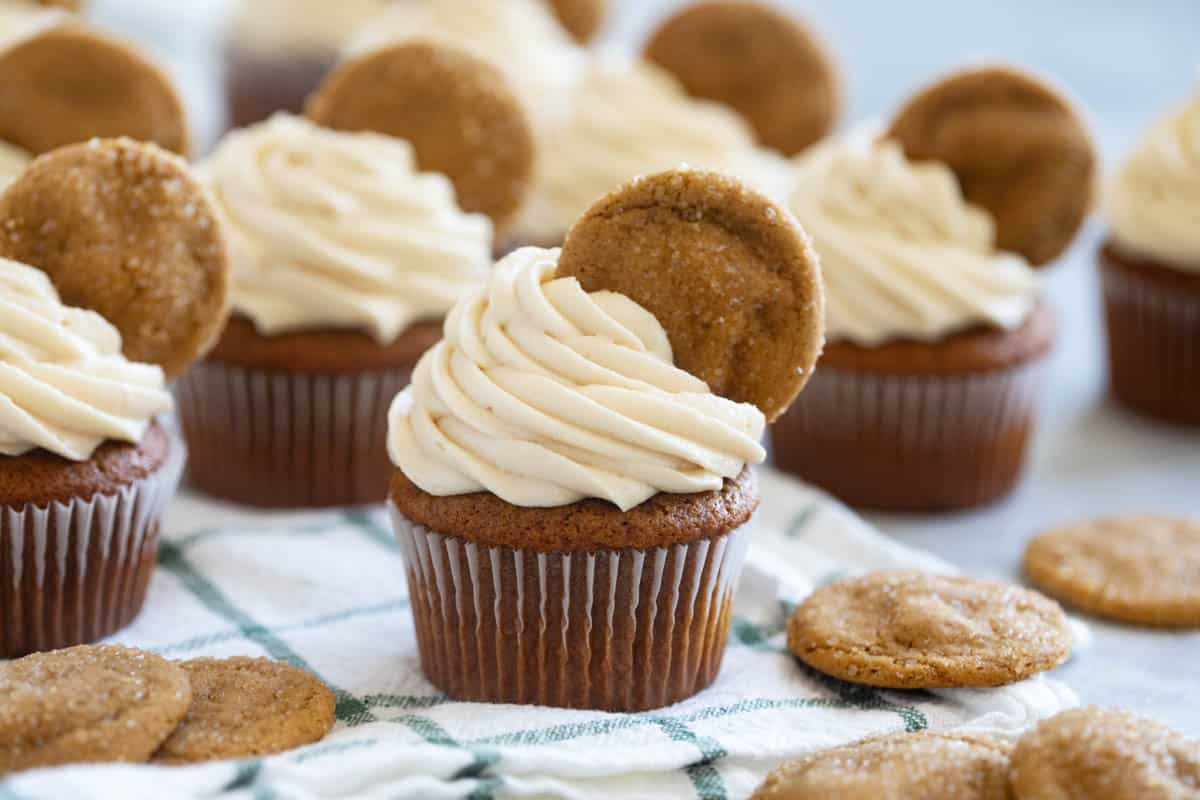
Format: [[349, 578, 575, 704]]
[[1107, 92, 1200, 270], [789, 133, 1040, 346], [229, 0, 394, 55], [0, 139, 28, 188], [0, 260, 173, 461], [204, 114, 493, 344], [0, 2, 65, 49], [514, 56, 794, 243], [388, 247, 766, 511]]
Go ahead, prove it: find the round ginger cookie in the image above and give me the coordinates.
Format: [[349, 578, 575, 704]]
[[787, 571, 1071, 689], [152, 658, 336, 765], [0, 22, 189, 157], [0, 645, 191, 775], [0, 138, 231, 379], [1023, 515, 1200, 628], [557, 168, 825, 422], [1010, 707, 1200, 800], [885, 65, 1095, 266], [548, 0, 607, 43], [306, 40, 534, 233], [752, 731, 1014, 800], [644, 0, 839, 156]]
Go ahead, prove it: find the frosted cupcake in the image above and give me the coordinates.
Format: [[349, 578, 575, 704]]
[[1102, 89, 1200, 426]]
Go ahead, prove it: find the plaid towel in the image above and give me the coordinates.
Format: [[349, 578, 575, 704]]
[[1, 468, 1077, 800]]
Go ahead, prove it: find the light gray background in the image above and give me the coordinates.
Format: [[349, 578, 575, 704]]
[[89, 0, 1200, 733]]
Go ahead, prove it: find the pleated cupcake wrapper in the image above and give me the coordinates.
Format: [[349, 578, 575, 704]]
[[176, 362, 413, 508], [1101, 256, 1200, 426], [391, 510, 752, 712], [772, 361, 1045, 511], [0, 434, 185, 658]]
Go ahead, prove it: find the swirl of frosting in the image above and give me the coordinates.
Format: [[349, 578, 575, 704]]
[[388, 247, 766, 511], [1107, 92, 1200, 270], [789, 133, 1039, 346], [204, 114, 493, 344], [230, 0, 393, 54], [0, 3, 65, 49], [0, 260, 173, 461], [0, 139, 28, 188]]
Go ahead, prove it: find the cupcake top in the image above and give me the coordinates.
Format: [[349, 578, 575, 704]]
[[0, 260, 173, 461], [790, 132, 1040, 347], [388, 247, 767, 512], [0, 139, 28, 187], [229, 0, 393, 56], [1107, 90, 1200, 270], [515, 56, 793, 243], [204, 114, 493, 344]]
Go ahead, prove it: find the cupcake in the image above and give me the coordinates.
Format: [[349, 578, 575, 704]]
[[0, 139, 231, 657], [773, 66, 1096, 512], [388, 168, 825, 711], [1101, 89, 1200, 426]]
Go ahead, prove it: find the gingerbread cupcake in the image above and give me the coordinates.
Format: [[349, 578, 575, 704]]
[[179, 42, 533, 508], [773, 66, 1096, 511], [388, 169, 824, 711], [1101, 89, 1200, 427], [0, 139, 230, 657]]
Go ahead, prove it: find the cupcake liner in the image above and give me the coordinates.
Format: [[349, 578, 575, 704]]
[[391, 509, 751, 712], [0, 432, 184, 658], [772, 362, 1044, 511], [176, 362, 412, 507], [1101, 252, 1200, 426]]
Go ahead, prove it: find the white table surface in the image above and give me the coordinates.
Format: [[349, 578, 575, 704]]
[[89, 0, 1200, 735]]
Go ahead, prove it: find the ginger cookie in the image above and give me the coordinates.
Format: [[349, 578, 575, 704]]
[[644, 1, 839, 156], [0, 138, 231, 379], [885, 65, 1095, 266], [152, 658, 336, 765], [1010, 707, 1200, 799], [306, 40, 534, 232], [752, 731, 1014, 800], [548, 0, 606, 43], [557, 168, 825, 422], [0, 22, 189, 157], [1023, 515, 1200, 628], [0, 645, 191, 775], [787, 571, 1071, 689]]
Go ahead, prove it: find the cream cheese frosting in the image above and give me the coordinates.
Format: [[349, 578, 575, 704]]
[[1107, 91, 1200, 270], [203, 114, 493, 344], [789, 132, 1040, 346], [388, 247, 766, 512], [0, 139, 28, 188], [0, 2, 65, 49], [0, 259, 173, 462], [228, 0, 394, 55]]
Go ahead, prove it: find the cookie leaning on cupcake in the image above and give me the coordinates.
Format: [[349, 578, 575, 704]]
[[386, 168, 824, 711]]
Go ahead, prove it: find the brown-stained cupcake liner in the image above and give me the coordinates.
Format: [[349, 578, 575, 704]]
[[771, 361, 1046, 512], [391, 510, 751, 712], [175, 361, 412, 508], [1100, 247, 1200, 427], [0, 428, 184, 658]]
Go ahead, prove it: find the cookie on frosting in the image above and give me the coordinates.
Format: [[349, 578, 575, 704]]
[[306, 40, 535, 232], [0, 138, 231, 379], [1024, 515, 1200, 628], [557, 167, 825, 422], [787, 571, 1072, 688], [0, 22, 189, 157], [644, 0, 839, 156], [885, 65, 1096, 266], [548, 0, 606, 43]]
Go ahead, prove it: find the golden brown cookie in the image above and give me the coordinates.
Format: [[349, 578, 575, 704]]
[[151, 658, 336, 765], [1023, 515, 1200, 628], [787, 571, 1072, 689], [1010, 707, 1200, 799], [0, 645, 191, 775], [885, 65, 1095, 266], [644, 1, 839, 157], [548, 0, 606, 43], [0, 138, 231, 379], [306, 40, 535, 233], [557, 167, 825, 422], [0, 22, 189, 157], [752, 731, 1014, 800]]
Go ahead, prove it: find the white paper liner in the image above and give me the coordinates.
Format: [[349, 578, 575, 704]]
[[0, 429, 185, 657], [391, 508, 751, 712], [175, 361, 413, 507]]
